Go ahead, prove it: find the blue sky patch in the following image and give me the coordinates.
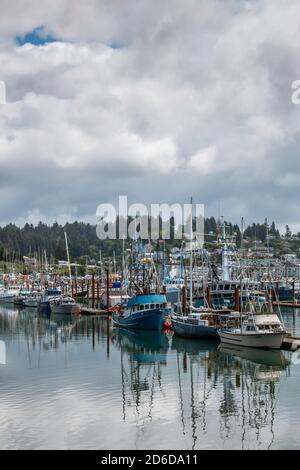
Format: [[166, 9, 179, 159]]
[[16, 26, 58, 46], [108, 42, 123, 50]]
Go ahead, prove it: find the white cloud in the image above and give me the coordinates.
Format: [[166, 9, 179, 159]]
[[187, 146, 217, 174], [0, 0, 299, 227]]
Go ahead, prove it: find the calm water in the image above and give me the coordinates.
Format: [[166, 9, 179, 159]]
[[1, 305, 300, 450]]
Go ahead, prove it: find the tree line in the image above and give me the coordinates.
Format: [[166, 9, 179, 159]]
[[0, 217, 284, 263]]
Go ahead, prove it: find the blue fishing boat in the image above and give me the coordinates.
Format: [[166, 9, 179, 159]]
[[112, 294, 169, 330], [38, 288, 62, 315]]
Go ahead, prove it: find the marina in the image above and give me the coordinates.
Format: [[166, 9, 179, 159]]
[[1, 0, 300, 454]]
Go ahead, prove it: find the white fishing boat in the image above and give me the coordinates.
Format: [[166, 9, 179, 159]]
[[0, 286, 21, 304], [218, 311, 286, 349], [14, 289, 32, 306], [23, 291, 42, 308], [50, 296, 81, 315]]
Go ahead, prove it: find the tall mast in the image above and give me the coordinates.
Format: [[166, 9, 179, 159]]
[[221, 219, 230, 281], [64, 231, 72, 282], [241, 217, 244, 252], [44, 250, 48, 273], [189, 197, 193, 311], [122, 236, 125, 280], [113, 249, 116, 274]]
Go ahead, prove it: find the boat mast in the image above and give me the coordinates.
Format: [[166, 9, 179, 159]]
[[241, 217, 244, 252], [189, 197, 193, 311], [64, 231, 72, 282], [44, 250, 48, 273], [221, 219, 230, 282]]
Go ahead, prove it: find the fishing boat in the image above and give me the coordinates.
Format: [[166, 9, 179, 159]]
[[171, 198, 223, 340], [112, 293, 169, 330], [49, 296, 81, 315], [0, 286, 21, 304], [218, 307, 286, 350], [23, 291, 42, 308], [38, 288, 62, 314], [171, 310, 221, 339], [14, 289, 34, 307]]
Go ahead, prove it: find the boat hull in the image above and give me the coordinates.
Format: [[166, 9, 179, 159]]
[[171, 317, 219, 340], [112, 308, 164, 330], [0, 295, 16, 304], [24, 300, 39, 308], [50, 304, 80, 315], [38, 301, 51, 314], [218, 330, 284, 349]]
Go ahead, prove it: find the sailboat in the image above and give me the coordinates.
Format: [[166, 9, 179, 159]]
[[48, 232, 80, 316]]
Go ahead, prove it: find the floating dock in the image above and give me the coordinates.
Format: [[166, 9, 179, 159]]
[[80, 307, 110, 316], [281, 334, 300, 351], [273, 300, 300, 308]]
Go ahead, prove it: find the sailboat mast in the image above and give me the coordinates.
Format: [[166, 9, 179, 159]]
[[64, 231, 72, 282], [44, 250, 48, 273], [189, 197, 193, 311]]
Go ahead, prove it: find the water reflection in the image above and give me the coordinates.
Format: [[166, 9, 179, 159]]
[[112, 329, 169, 426], [171, 338, 290, 449], [0, 305, 296, 449]]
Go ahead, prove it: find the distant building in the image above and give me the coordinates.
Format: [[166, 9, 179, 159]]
[[23, 256, 37, 267], [58, 260, 68, 267]]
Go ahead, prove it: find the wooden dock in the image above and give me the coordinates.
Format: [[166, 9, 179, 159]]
[[80, 307, 110, 316], [273, 300, 300, 308]]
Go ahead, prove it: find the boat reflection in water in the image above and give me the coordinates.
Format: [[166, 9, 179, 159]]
[[218, 343, 290, 369], [171, 335, 290, 449], [0, 305, 83, 358], [111, 328, 169, 426], [0, 304, 295, 450]]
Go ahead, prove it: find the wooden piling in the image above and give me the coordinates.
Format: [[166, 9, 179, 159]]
[[81, 279, 84, 304], [87, 280, 90, 307], [206, 286, 212, 308], [182, 286, 186, 314], [97, 279, 100, 307], [92, 274, 95, 309], [106, 269, 110, 311], [234, 287, 239, 312]]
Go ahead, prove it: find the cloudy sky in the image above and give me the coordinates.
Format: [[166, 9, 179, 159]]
[[0, 0, 299, 231]]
